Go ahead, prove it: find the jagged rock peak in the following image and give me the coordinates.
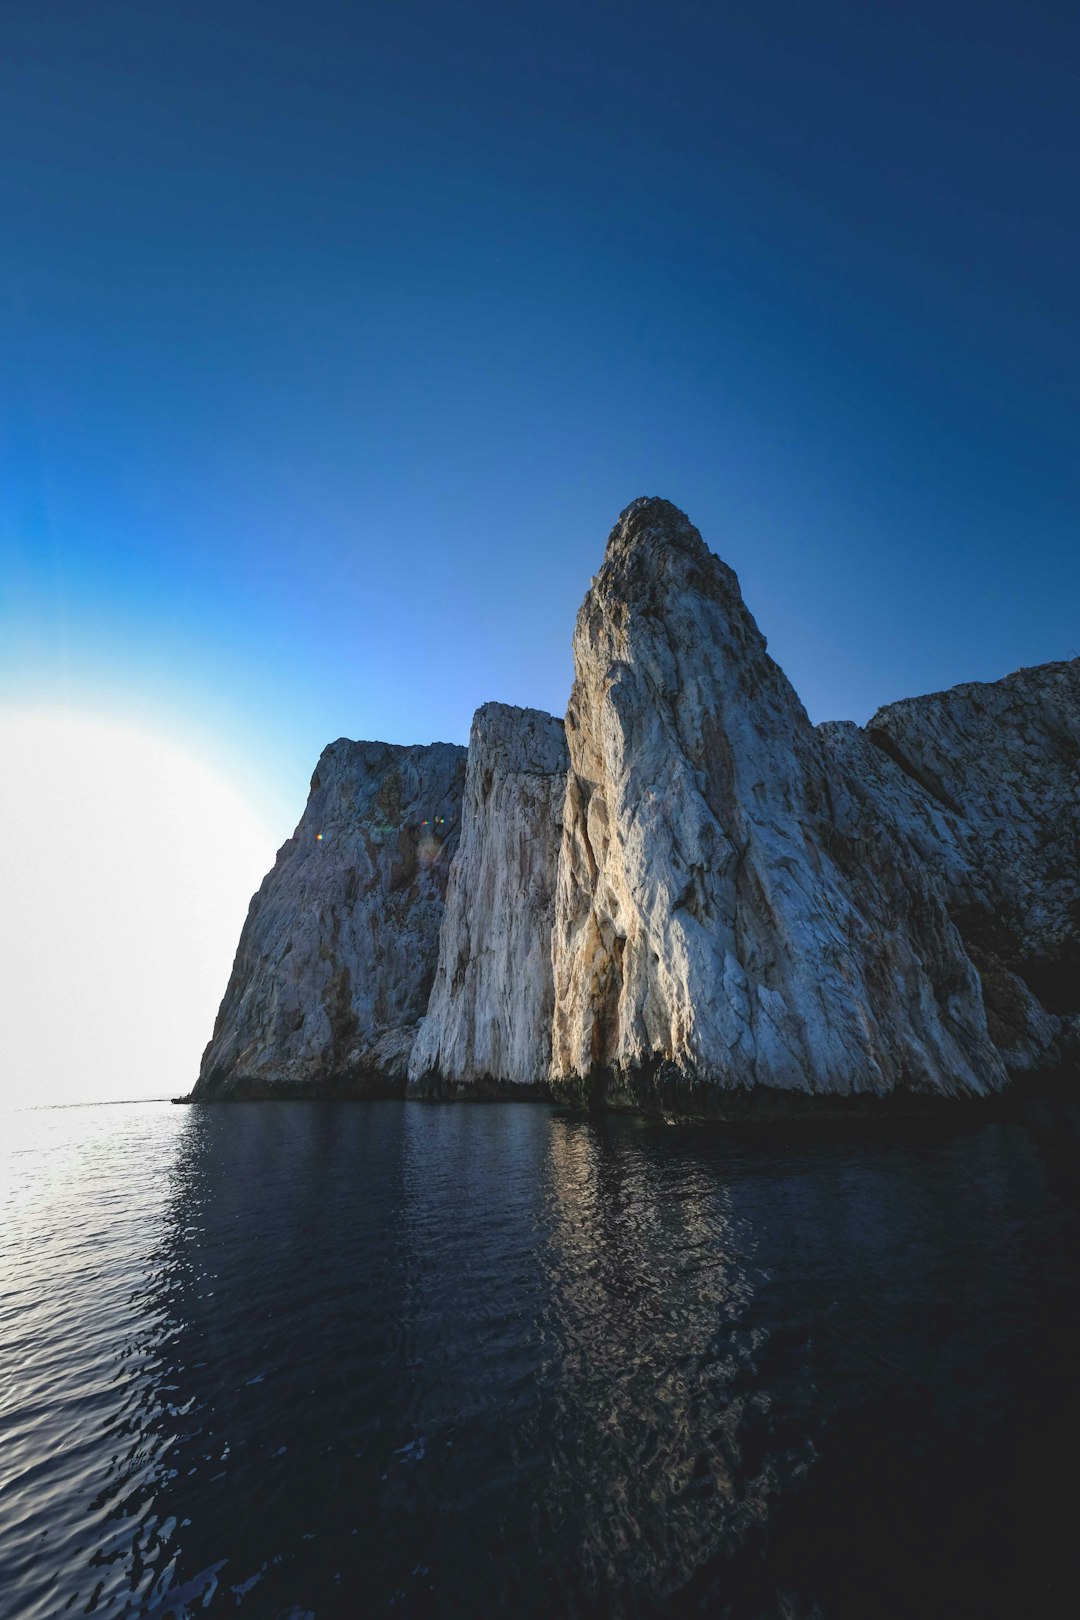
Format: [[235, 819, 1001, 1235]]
[[583, 498, 758, 689], [608, 495, 711, 558], [600, 496, 742, 593], [551, 498, 1007, 1109]]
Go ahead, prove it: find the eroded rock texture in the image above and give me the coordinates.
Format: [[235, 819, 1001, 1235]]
[[193, 495, 1077, 1115], [408, 703, 568, 1096], [549, 497, 1011, 1112], [872, 664, 1080, 1022], [193, 739, 465, 1097], [819, 661, 1080, 1076]]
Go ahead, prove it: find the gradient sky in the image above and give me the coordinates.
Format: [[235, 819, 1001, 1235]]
[[3, 0, 1078, 836]]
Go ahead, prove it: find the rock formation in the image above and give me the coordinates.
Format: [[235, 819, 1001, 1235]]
[[192, 496, 1078, 1115], [407, 703, 568, 1096], [193, 739, 465, 1097], [549, 498, 1012, 1113], [818, 699, 1071, 1080], [870, 662, 1080, 1034]]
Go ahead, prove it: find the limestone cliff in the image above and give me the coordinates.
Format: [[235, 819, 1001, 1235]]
[[407, 703, 568, 1095], [870, 662, 1080, 1035], [192, 739, 465, 1097], [548, 497, 1010, 1111], [193, 495, 1077, 1116], [818, 712, 1067, 1078]]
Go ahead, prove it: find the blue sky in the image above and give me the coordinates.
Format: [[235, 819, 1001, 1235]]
[[3, 0, 1078, 836]]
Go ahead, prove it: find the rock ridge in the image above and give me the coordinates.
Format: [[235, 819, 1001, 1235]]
[[191, 497, 1078, 1114], [549, 497, 1009, 1110]]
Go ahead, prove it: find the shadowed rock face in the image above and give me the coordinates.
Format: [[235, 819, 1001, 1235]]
[[548, 497, 1010, 1109], [870, 663, 1080, 1028], [407, 702, 568, 1096], [193, 496, 1077, 1115], [818, 698, 1072, 1079], [192, 739, 466, 1098]]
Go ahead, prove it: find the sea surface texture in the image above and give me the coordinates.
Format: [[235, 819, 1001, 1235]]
[[3, 1099, 1080, 1619]]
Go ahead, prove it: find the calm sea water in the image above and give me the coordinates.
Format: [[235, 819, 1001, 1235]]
[[3, 1098, 1080, 1619]]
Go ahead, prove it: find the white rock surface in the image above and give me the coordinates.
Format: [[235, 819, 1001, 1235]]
[[193, 496, 1077, 1114], [408, 703, 568, 1094], [549, 497, 1008, 1110], [193, 739, 466, 1096]]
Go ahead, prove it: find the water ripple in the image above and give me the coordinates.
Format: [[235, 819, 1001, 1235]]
[[3, 1099, 1080, 1618]]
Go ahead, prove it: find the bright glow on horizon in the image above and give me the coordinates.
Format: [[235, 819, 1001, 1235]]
[[0, 708, 280, 1107]]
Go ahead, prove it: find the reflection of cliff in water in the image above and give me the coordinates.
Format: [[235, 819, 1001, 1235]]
[[24, 1099, 1080, 1620], [128, 1106, 820, 1618], [537, 1115, 809, 1609]]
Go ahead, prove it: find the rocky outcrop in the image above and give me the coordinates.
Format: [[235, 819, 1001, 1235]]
[[192, 739, 466, 1098], [870, 663, 1080, 1033], [548, 497, 1012, 1112], [407, 703, 568, 1096], [818, 710, 1068, 1078], [193, 495, 1077, 1116]]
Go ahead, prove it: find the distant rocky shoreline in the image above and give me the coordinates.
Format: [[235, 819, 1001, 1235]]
[[188, 498, 1079, 1119]]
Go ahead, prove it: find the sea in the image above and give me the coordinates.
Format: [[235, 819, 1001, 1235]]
[[2, 1096, 1080, 1619]]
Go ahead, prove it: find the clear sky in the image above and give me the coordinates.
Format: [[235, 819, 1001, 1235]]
[[1, 1, 1078, 1099]]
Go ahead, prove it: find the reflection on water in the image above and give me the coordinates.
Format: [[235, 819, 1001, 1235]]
[[2, 1099, 1080, 1618], [541, 1121, 789, 1603]]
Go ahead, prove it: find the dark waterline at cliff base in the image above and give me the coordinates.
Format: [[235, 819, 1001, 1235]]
[[176, 1064, 1079, 1120], [3, 1100, 1080, 1619]]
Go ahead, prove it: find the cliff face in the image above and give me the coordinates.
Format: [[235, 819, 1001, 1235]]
[[870, 663, 1080, 1035], [818, 708, 1068, 1078], [548, 498, 1009, 1111], [194, 496, 1077, 1115], [407, 703, 568, 1095], [192, 739, 466, 1098]]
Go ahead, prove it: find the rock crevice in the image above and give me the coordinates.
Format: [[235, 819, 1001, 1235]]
[[407, 702, 568, 1096]]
